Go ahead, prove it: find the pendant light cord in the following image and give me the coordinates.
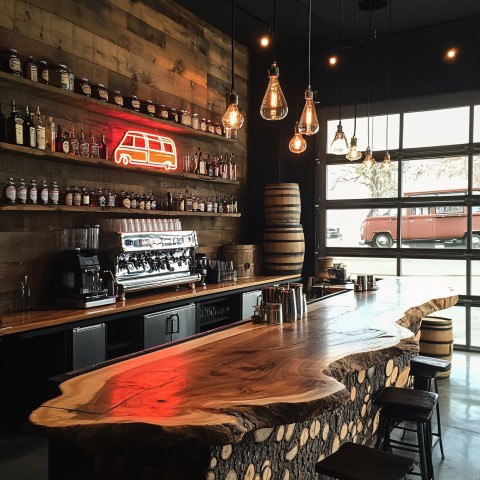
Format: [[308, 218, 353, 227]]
[[372, 1, 377, 151], [274, 0, 277, 62], [386, 0, 392, 151], [353, 0, 358, 137], [308, 0, 312, 88], [367, 8, 372, 147], [338, 0, 344, 124], [296, 0, 299, 118], [231, 0, 235, 91]]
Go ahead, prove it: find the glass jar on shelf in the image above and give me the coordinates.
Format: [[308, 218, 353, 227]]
[[140, 99, 156, 116], [191, 113, 199, 130], [91, 84, 109, 102], [124, 95, 141, 112], [200, 118, 207, 132], [50, 64, 70, 90], [158, 104, 169, 120], [0, 49, 22, 77], [37, 60, 49, 84], [74, 77, 91, 96], [108, 90, 124, 107]]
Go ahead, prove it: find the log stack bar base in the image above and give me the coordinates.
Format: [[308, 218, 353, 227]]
[[263, 183, 305, 275]]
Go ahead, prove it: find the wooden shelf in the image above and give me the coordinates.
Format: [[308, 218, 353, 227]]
[[0, 71, 234, 143], [0, 204, 241, 217], [0, 142, 240, 185]]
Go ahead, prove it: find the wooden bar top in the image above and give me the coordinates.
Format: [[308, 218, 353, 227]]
[[0, 274, 299, 336], [29, 277, 458, 448]]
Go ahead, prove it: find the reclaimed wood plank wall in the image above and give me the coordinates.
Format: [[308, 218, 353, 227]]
[[0, 0, 249, 312]]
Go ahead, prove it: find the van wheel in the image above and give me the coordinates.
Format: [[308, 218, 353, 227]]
[[373, 233, 393, 248], [120, 154, 130, 166], [472, 234, 480, 249]]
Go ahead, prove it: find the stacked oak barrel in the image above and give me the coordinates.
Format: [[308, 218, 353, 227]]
[[263, 183, 305, 275]]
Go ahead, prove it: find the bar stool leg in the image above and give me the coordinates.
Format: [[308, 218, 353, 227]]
[[417, 422, 430, 480], [376, 413, 388, 450], [434, 378, 445, 459]]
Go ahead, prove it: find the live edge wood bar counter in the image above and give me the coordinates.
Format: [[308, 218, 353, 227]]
[[29, 278, 457, 480]]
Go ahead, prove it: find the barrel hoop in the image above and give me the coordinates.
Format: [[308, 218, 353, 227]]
[[264, 262, 304, 267], [419, 339, 454, 345], [421, 326, 453, 331], [419, 352, 452, 359]]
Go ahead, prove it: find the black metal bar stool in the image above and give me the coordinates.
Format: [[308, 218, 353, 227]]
[[315, 442, 415, 480], [408, 355, 451, 458], [374, 387, 438, 480]]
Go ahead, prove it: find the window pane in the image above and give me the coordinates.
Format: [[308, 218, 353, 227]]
[[474, 105, 480, 143], [401, 259, 466, 295], [327, 162, 398, 200], [326, 209, 372, 248], [425, 305, 465, 347], [330, 256, 397, 277], [400, 204, 468, 248], [472, 261, 480, 296], [403, 107, 469, 148], [474, 155, 480, 190], [402, 157, 468, 194], [472, 307, 480, 348], [327, 114, 400, 154]]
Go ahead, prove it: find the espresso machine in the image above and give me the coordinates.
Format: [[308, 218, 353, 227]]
[[100, 230, 201, 296], [55, 226, 116, 308]]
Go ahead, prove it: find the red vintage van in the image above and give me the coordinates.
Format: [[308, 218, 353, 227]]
[[359, 190, 480, 248]]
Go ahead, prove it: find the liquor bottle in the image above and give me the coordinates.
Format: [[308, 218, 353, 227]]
[[15, 178, 27, 204], [0, 104, 6, 142], [62, 130, 70, 154], [28, 179, 37, 204], [217, 196, 223, 213], [73, 186, 82, 206], [107, 189, 116, 207], [185, 189, 193, 212], [23, 56, 38, 82], [34, 106, 46, 150], [39, 180, 49, 205], [79, 127, 89, 157], [221, 154, 228, 179], [193, 149, 200, 175], [49, 181, 59, 205], [207, 154, 214, 177], [69, 125, 79, 155], [145, 193, 151, 210], [198, 196, 205, 212], [192, 195, 199, 212], [198, 148, 206, 175], [214, 155, 220, 177], [130, 192, 137, 209], [55, 125, 64, 153], [139, 194, 145, 210], [7, 99, 23, 145], [89, 189, 96, 207], [213, 196, 218, 213], [2, 177, 16, 205], [99, 133, 108, 160], [45, 116, 55, 152], [64, 185, 73, 206], [232, 194, 238, 213], [120, 190, 130, 208], [230, 153, 237, 181], [150, 192, 156, 210], [90, 131, 100, 158], [178, 192, 185, 211], [81, 187, 89, 206], [23, 106, 36, 148], [97, 188, 106, 207], [223, 195, 229, 213]]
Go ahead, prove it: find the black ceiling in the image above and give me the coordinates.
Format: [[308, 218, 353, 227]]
[[174, 0, 480, 48]]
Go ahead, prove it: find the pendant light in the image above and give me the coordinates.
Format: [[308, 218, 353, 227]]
[[222, 0, 244, 133], [381, 0, 393, 171], [298, 0, 319, 136], [330, 0, 349, 155], [346, 0, 362, 161], [260, 0, 288, 121], [289, 0, 306, 154]]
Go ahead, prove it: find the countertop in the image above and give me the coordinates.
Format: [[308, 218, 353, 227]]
[[29, 277, 458, 447], [0, 274, 300, 336]]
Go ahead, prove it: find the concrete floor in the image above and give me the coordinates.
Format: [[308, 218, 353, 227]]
[[0, 351, 479, 480]]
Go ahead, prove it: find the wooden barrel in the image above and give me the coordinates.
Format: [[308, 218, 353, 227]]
[[263, 224, 305, 275], [264, 183, 301, 225], [316, 256, 334, 279], [419, 316, 453, 378], [223, 244, 256, 278]]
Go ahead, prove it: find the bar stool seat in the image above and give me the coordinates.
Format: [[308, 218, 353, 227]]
[[375, 387, 438, 480], [315, 442, 415, 480], [409, 355, 451, 459]]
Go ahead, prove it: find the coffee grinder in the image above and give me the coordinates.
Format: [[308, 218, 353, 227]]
[[55, 226, 116, 308]]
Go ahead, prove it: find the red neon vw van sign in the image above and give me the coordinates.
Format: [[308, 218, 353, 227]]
[[114, 131, 177, 170]]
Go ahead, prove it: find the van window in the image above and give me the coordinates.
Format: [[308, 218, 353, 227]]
[[135, 136, 146, 149], [149, 139, 161, 151], [163, 142, 173, 153], [411, 207, 430, 215], [122, 134, 134, 147], [435, 206, 464, 214], [368, 208, 396, 217]]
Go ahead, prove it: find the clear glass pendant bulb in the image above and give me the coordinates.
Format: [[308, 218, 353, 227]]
[[330, 122, 349, 155], [289, 122, 307, 154], [346, 136, 362, 161], [381, 151, 391, 170], [297, 87, 319, 136], [362, 146, 375, 168], [260, 62, 288, 120], [222, 91, 244, 130]]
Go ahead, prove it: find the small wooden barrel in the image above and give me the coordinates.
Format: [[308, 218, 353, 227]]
[[264, 183, 301, 225], [419, 316, 453, 378], [263, 224, 305, 275], [316, 256, 334, 279], [223, 244, 256, 278]]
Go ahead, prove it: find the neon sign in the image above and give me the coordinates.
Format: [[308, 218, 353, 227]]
[[113, 131, 177, 171]]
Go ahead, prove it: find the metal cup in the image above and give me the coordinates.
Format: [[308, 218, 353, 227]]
[[266, 302, 283, 325], [262, 286, 277, 304], [367, 275, 377, 290], [356, 275, 368, 291], [290, 283, 304, 320], [277, 287, 297, 323]]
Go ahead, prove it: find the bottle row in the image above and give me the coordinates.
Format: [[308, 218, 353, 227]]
[[0, 99, 108, 159], [181, 147, 237, 181], [0, 47, 233, 138], [1, 178, 239, 213]]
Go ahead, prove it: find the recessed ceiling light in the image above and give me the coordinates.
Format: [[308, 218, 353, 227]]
[[328, 55, 338, 66], [260, 34, 270, 47], [444, 47, 458, 63]]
